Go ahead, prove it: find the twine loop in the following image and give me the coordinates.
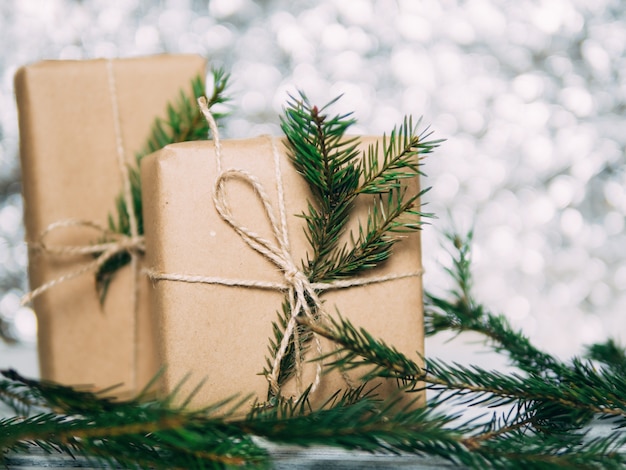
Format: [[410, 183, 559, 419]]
[[145, 97, 423, 400], [201, 99, 324, 396], [21, 220, 145, 305]]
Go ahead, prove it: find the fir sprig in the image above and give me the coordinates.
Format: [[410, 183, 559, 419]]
[[586, 339, 626, 374], [0, 370, 266, 469], [95, 69, 230, 301], [280, 93, 439, 283], [269, 93, 438, 390], [425, 230, 561, 376]]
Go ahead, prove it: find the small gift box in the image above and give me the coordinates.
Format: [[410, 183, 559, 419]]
[[15, 54, 206, 396], [141, 133, 425, 408]]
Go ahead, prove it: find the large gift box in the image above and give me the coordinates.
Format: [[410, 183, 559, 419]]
[[15, 55, 207, 395], [141, 136, 425, 408]]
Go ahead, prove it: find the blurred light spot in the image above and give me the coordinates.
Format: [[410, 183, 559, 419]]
[[581, 39, 611, 79], [546, 54, 573, 77], [555, 127, 594, 166], [550, 282, 574, 307], [191, 16, 214, 34], [432, 174, 459, 202], [512, 73, 545, 102], [560, 208, 583, 236], [0, 291, 20, 317], [241, 91, 267, 114], [467, 176, 493, 202], [322, 23, 349, 50], [0, 205, 21, 237], [604, 181, 626, 211], [328, 50, 364, 80], [613, 265, 626, 289], [527, 194, 555, 225], [135, 26, 160, 50], [398, 14, 432, 42], [402, 86, 430, 115], [13, 243, 27, 269], [532, 1, 566, 34], [560, 86, 594, 117], [524, 135, 554, 172], [493, 93, 523, 121], [579, 314, 605, 344], [329, 82, 372, 118], [467, 0, 506, 37], [589, 257, 607, 280], [204, 25, 233, 50], [521, 249, 545, 274], [488, 226, 519, 259], [586, 224, 607, 250], [548, 175, 575, 208], [98, 8, 122, 32], [433, 114, 458, 135], [444, 16, 475, 44], [391, 48, 436, 89], [521, 102, 551, 128], [13, 307, 37, 342], [369, 105, 403, 135], [459, 110, 485, 134], [59, 45, 83, 60], [277, 23, 313, 61], [237, 62, 281, 91], [506, 295, 530, 321], [604, 211, 625, 235], [209, 0, 247, 18], [92, 41, 117, 58], [336, 0, 373, 25]]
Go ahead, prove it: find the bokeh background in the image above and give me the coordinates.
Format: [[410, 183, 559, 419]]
[[1, 0, 625, 373]]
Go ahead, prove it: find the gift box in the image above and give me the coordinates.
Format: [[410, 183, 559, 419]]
[[141, 136, 425, 408], [15, 54, 207, 396]]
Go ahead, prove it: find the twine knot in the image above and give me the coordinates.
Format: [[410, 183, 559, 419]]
[[284, 265, 306, 286], [144, 98, 424, 400]]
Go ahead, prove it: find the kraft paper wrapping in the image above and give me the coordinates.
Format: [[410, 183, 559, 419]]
[[142, 137, 425, 408], [15, 55, 207, 396]]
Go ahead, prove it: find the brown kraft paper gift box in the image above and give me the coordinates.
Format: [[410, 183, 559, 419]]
[[15, 54, 207, 396], [141, 136, 425, 408]]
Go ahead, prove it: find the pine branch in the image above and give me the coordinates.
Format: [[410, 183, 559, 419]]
[[0, 370, 267, 469], [424, 230, 561, 376], [95, 69, 230, 301], [4, 367, 626, 468], [280, 93, 439, 284], [271, 93, 437, 392], [281, 92, 361, 278], [241, 390, 484, 467], [358, 116, 440, 195], [586, 339, 626, 374], [316, 187, 430, 280], [301, 314, 626, 424]]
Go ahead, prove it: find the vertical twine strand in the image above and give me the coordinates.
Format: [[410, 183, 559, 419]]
[[106, 59, 139, 391]]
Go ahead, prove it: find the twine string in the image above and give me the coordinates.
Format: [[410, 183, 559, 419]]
[[21, 59, 144, 389], [200, 97, 321, 395], [106, 59, 141, 390], [145, 98, 423, 398]]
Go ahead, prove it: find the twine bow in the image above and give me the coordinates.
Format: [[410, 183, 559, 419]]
[[212, 168, 325, 397], [204, 97, 324, 395], [146, 98, 424, 398], [21, 219, 144, 305]]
